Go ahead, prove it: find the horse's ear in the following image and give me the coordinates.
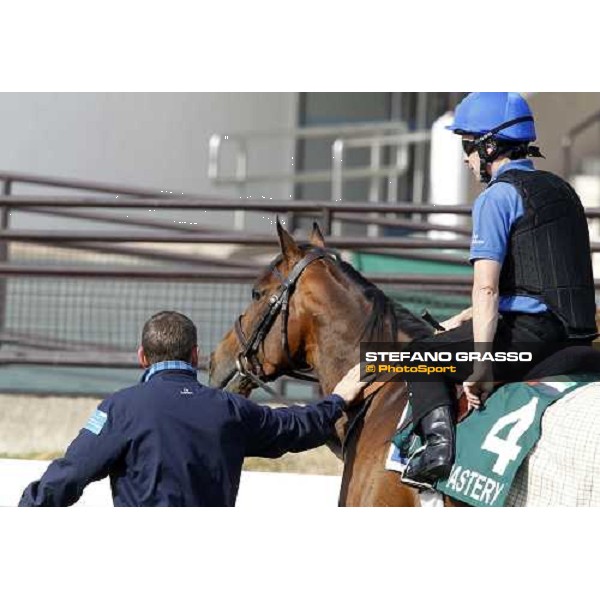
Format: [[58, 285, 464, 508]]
[[309, 222, 326, 248], [276, 217, 301, 261]]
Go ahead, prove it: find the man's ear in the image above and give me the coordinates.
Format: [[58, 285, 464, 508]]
[[137, 346, 150, 369], [190, 345, 199, 368], [276, 217, 301, 261]]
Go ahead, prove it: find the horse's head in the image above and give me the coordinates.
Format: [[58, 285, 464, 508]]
[[209, 220, 433, 396], [209, 220, 340, 394]]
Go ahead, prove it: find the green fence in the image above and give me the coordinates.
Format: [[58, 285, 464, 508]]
[[352, 252, 471, 321]]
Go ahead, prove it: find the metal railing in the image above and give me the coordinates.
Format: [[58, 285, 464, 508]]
[[3, 169, 600, 374], [0, 171, 184, 339], [0, 170, 472, 374], [208, 121, 412, 185], [331, 130, 432, 236], [208, 121, 432, 232], [8, 228, 600, 254]]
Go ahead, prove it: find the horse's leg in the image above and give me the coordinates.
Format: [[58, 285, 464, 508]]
[[342, 464, 419, 506], [340, 432, 420, 506]]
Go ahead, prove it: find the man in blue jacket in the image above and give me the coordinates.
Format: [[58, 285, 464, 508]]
[[19, 311, 365, 507]]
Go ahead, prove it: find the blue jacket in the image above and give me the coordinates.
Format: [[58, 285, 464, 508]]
[[19, 368, 345, 507]]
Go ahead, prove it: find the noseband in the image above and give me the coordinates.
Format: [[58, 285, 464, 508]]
[[229, 248, 328, 396]]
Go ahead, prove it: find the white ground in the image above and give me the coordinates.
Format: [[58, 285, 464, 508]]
[[0, 459, 342, 507]]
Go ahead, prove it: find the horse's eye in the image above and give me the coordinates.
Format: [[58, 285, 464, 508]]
[[252, 289, 262, 301]]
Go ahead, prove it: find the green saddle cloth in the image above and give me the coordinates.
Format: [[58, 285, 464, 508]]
[[392, 374, 598, 507]]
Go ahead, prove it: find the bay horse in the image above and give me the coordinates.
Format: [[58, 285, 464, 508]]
[[209, 220, 439, 506], [208, 221, 600, 507]]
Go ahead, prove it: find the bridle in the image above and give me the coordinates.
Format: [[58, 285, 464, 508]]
[[221, 244, 391, 458], [225, 247, 330, 397]]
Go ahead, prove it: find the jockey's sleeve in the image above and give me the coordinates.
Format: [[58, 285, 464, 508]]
[[469, 182, 524, 264], [231, 393, 345, 458], [18, 398, 126, 507]]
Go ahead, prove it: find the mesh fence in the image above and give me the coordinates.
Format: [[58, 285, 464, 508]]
[[4, 276, 252, 354], [3, 279, 469, 356], [2, 242, 470, 361], [2, 243, 253, 357]]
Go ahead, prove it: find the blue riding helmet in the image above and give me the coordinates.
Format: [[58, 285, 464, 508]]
[[447, 92, 537, 142]]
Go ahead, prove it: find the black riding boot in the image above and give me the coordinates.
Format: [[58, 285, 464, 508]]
[[404, 405, 455, 485]]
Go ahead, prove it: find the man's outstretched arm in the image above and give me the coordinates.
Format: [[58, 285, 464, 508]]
[[19, 399, 126, 506], [237, 364, 367, 458]]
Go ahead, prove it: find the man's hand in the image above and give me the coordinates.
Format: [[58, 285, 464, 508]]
[[332, 363, 368, 406], [463, 366, 494, 410]]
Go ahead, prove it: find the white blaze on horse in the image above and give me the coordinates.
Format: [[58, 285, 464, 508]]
[[209, 222, 600, 506]]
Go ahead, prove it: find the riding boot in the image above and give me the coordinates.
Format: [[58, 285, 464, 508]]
[[404, 405, 455, 485]]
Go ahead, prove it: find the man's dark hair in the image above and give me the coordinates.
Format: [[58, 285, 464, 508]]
[[495, 140, 544, 161], [141, 311, 197, 364], [496, 140, 529, 160]]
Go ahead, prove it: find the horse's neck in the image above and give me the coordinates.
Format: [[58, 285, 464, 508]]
[[311, 345, 357, 395], [310, 312, 397, 395], [305, 266, 418, 393]]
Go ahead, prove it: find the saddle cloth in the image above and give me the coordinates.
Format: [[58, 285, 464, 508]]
[[387, 374, 600, 507]]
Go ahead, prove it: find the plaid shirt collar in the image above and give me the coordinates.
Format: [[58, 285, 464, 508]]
[[141, 360, 197, 383]]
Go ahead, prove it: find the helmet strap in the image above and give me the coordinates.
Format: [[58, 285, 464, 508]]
[[476, 140, 500, 183], [475, 115, 535, 145], [471, 115, 537, 183]]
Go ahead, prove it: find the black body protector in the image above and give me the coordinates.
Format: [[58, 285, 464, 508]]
[[490, 169, 598, 340]]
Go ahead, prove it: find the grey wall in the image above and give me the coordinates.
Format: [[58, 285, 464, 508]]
[[0, 92, 298, 231], [528, 92, 600, 177]]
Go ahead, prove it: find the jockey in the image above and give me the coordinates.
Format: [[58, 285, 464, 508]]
[[404, 92, 598, 485]]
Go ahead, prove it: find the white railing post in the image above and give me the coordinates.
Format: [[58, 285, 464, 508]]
[[331, 139, 345, 236], [368, 140, 382, 237]]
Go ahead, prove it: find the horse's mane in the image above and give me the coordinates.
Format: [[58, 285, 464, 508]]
[[332, 251, 433, 343]]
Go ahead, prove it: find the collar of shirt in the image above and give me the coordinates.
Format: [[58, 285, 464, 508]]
[[141, 360, 197, 383], [491, 158, 535, 182]]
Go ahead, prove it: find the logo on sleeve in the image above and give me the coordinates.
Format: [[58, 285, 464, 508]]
[[471, 232, 485, 246], [85, 409, 108, 435]]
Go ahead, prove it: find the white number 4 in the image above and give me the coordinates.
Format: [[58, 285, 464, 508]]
[[481, 396, 539, 476]]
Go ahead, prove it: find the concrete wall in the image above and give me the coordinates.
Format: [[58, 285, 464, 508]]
[[3, 92, 599, 216], [527, 93, 600, 277], [0, 92, 298, 231], [528, 92, 600, 177], [0, 395, 100, 455]]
